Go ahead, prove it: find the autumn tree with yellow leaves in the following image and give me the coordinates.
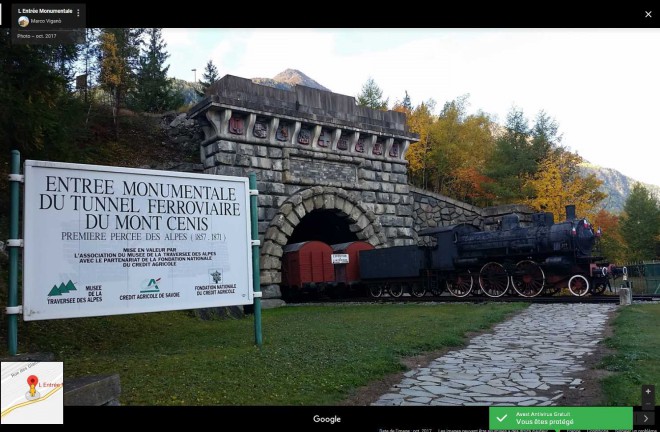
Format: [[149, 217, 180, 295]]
[[403, 95, 495, 205], [394, 90, 606, 214], [98, 28, 144, 134], [404, 100, 436, 190], [524, 149, 606, 221], [428, 97, 495, 204]]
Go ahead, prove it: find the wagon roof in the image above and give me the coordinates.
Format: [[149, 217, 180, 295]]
[[330, 241, 373, 251], [283, 241, 332, 253]]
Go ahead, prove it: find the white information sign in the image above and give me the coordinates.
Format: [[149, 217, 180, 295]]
[[22, 160, 253, 321], [331, 254, 350, 264]]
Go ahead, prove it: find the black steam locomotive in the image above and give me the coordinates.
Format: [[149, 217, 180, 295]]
[[359, 205, 620, 298]]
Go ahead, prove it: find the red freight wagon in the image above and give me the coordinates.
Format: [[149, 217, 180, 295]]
[[281, 241, 335, 289], [331, 241, 375, 285]]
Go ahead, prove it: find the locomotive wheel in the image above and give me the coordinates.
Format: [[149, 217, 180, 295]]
[[511, 260, 545, 298], [479, 262, 510, 297], [368, 284, 383, 298], [446, 271, 473, 297], [410, 283, 427, 298], [429, 274, 444, 296], [431, 285, 444, 296], [591, 279, 611, 295], [389, 284, 404, 298], [568, 274, 590, 296]]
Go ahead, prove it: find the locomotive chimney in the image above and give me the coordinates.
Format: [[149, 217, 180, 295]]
[[565, 205, 576, 220]]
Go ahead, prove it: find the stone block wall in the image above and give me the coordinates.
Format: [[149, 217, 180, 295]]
[[411, 186, 483, 245], [481, 203, 537, 231]]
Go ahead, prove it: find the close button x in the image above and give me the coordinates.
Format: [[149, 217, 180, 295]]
[[645, 11, 652, 17]]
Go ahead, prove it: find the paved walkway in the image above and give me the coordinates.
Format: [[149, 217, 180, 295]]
[[372, 303, 616, 406]]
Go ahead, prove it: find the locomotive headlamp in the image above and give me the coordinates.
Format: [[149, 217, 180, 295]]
[[571, 227, 577, 236]]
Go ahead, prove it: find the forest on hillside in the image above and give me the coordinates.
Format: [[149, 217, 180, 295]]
[[356, 79, 660, 262]]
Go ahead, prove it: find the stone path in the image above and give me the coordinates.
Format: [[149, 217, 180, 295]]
[[372, 303, 616, 406]]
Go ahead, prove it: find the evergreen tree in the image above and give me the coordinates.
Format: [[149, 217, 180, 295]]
[[401, 90, 412, 111], [484, 107, 535, 203], [132, 28, 182, 112], [531, 110, 561, 163], [356, 77, 388, 110], [620, 184, 660, 261], [197, 60, 219, 96], [0, 29, 84, 156], [78, 28, 101, 101], [392, 91, 412, 115]]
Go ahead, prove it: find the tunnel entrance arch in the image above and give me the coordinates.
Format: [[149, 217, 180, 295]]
[[260, 186, 386, 286]]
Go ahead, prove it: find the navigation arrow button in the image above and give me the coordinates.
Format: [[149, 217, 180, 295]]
[[635, 412, 655, 426]]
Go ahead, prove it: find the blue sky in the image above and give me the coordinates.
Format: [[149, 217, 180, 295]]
[[162, 29, 660, 186]]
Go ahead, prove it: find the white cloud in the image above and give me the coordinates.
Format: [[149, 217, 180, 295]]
[[162, 28, 196, 47], [229, 29, 338, 79]]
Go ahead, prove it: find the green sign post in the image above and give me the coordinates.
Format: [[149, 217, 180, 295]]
[[7, 150, 21, 355], [249, 173, 263, 347]]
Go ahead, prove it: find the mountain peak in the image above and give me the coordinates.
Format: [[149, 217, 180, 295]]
[[579, 161, 660, 213], [252, 69, 330, 92]]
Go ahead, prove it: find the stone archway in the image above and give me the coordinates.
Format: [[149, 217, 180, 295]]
[[260, 186, 386, 286]]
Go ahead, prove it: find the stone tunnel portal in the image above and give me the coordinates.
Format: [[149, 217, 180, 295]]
[[188, 74, 485, 306]]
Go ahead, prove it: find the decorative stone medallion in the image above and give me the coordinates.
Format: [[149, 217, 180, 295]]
[[373, 141, 384, 155], [318, 129, 331, 147], [298, 128, 311, 145], [276, 123, 289, 141], [228, 115, 245, 135], [337, 133, 349, 150], [253, 118, 268, 138], [389, 141, 399, 157]]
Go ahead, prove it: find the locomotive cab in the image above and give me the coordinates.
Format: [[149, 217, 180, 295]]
[[419, 224, 481, 271]]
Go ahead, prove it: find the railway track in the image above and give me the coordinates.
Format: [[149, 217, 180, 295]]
[[287, 294, 660, 305]]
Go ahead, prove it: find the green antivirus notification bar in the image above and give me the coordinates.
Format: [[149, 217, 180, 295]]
[[489, 406, 632, 431]]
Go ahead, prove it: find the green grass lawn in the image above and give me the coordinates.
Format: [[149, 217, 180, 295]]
[[5, 302, 525, 405], [600, 303, 660, 406]]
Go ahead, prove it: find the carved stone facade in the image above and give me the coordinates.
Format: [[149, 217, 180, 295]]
[[189, 76, 418, 290]]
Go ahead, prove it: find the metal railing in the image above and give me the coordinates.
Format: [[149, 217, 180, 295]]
[[617, 261, 660, 294]]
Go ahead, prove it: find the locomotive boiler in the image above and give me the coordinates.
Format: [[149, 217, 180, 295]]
[[359, 205, 619, 298]]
